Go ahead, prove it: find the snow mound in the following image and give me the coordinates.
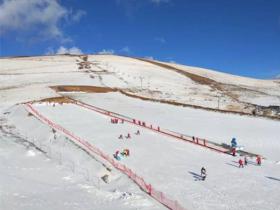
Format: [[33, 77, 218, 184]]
[[26, 150, 36, 157]]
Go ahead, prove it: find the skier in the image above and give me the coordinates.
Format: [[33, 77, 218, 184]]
[[201, 167, 207, 180], [126, 133, 131, 139], [256, 155, 261, 165], [123, 149, 130, 156], [118, 134, 123, 139], [238, 159, 244, 168], [135, 130, 140, 135], [232, 147, 236, 156], [244, 156, 248, 165], [114, 150, 121, 160], [231, 137, 237, 148]]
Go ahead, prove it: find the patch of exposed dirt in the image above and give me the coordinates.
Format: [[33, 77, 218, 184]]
[[34, 97, 73, 104], [50, 85, 117, 93], [136, 58, 222, 90]]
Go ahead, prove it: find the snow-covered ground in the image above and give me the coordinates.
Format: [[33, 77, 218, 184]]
[[13, 102, 280, 210], [87, 55, 280, 108], [67, 91, 280, 162], [1, 55, 279, 110], [0, 106, 163, 210], [1, 55, 280, 210]]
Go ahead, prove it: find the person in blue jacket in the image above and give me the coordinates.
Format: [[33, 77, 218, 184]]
[[231, 137, 237, 148]]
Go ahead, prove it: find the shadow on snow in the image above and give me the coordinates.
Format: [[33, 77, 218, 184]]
[[189, 171, 203, 181], [266, 176, 280, 182]]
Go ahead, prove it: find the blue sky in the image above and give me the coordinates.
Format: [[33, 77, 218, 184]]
[[0, 0, 280, 79]]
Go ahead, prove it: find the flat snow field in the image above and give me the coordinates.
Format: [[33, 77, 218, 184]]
[[34, 102, 280, 210], [67, 92, 280, 162]]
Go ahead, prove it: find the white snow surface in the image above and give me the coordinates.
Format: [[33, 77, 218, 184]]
[[27, 101, 280, 210], [1, 105, 162, 210], [1, 55, 280, 210], [67, 92, 280, 161], [1, 55, 279, 108]]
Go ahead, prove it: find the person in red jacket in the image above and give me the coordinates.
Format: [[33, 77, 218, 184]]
[[238, 159, 244, 168], [232, 147, 236, 156]]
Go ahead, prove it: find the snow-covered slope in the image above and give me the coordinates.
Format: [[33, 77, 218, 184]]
[[0, 105, 162, 210], [7, 101, 280, 210], [1, 55, 279, 113], [67, 91, 280, 161], [0, 54, 279, 210]]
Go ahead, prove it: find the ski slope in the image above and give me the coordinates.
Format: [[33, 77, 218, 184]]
[[67, 91, 280, 162], [1, 106, 163, 210], [17, 101, 280, 210], [1, 55, 280, 210]]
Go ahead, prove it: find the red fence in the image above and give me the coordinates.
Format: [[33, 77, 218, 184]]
[[24, 103, 186, 210], [72, 99, 229, 154]]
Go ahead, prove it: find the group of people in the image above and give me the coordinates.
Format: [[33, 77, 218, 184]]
[[238, 155, 261, 168], [111, 118, 124, 124], [118, 133, 131, 139], [112, 116, 142, 160], [199, 137, 263, 181], [118, 130, 140, 140], [231, 137, 262, 168]]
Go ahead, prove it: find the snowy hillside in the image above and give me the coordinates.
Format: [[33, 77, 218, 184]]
[[1, 55, 280, 116], [0, 55, 280, 210]]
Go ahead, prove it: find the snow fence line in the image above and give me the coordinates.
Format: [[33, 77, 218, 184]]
[[70, 99, 229, 154], [24, 103, 186, 210]]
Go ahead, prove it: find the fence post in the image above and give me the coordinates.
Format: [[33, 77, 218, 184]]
[[203, 139, 206, 146], [147, 184, 152, 195], [160, 192, 163, 201]]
